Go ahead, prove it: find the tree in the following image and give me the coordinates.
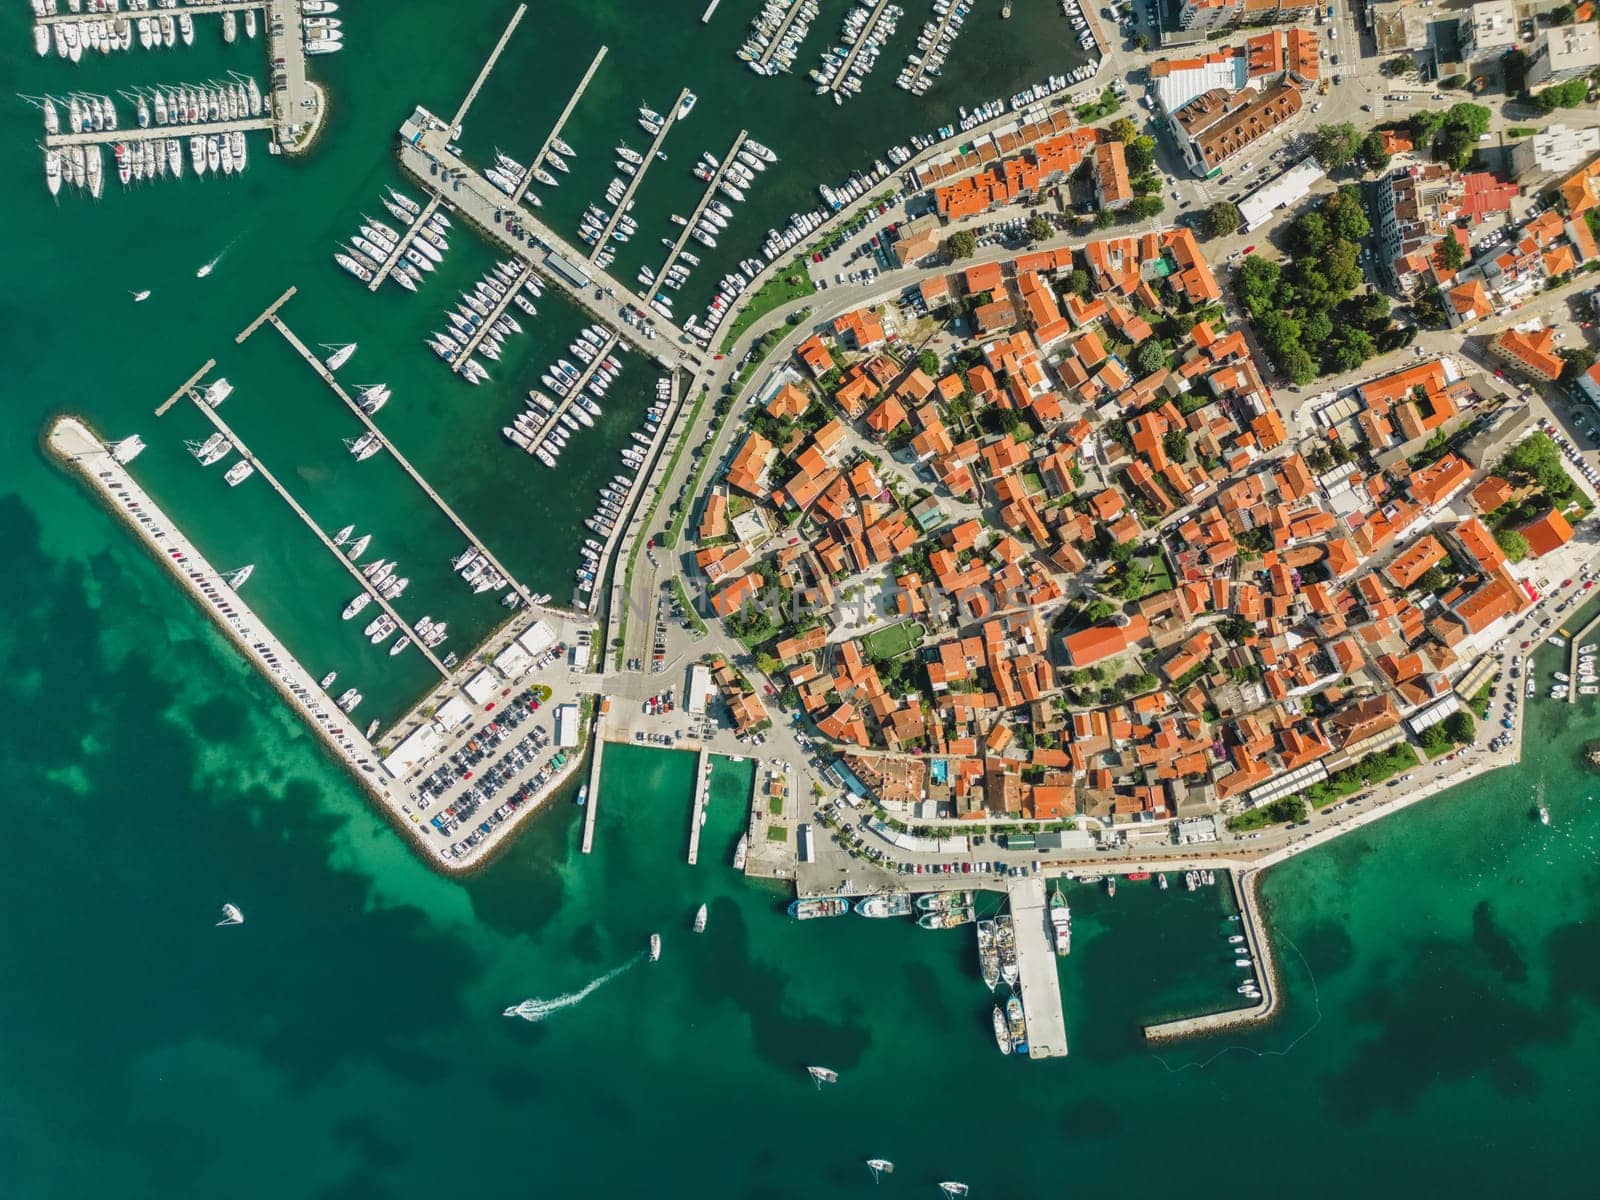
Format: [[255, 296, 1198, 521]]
[[1536, 78, 1591, 111], [1066, 268, 1094, 298], [1280, 345, 1319, 385], [1438, 232, 1465, 270], [1094, 208, 1117, 229], [1026, 212, 1053, 244], [1558, 346, 1597, 383], [1109, 117, 1140, 146], [1444, 710, 1476, 745], [1308, 122, 1363, 170], [1419, 722, 1450, 753], [755, 652, 782, 676], [1417, 566, 1450, 593], [1382, 54, 1415, 77], [1128, 194, 1165, 220], [1360, 131, 1391, 172], [1125, 136, 1156, 176], [1134, 339, 1169, 377], [918, 349, 941, 378], [1162, 428, 1190, 461], [1495, 529, 1531, 563], [1502, 48, 1530, 94], [946, 229, 977, 259], [1204, 200, 1242, 239]]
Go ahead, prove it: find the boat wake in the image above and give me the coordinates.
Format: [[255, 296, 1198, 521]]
[[1150, 937, 1323, 1073], [195, 235, 242, 278], [502, 955, 641, 1022]]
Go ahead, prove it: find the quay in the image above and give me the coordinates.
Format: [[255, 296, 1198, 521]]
[[447, 3, 528, 135], [453, 261, 534, 369], [265, 0, 320, 152], [528, 332, 620, 453], [153, 358, 217, 417], [1565, 611, 1599, 704], [46, 116, 273, 150], [1006, 876, 1069, 1058], [900, 0, 965, 93], [753, 0, 812, 72], [367, 192, 445, 293], [34, 0, 263, 25], [648, 130, 747, 295], [509, 44, 609, 208], [234, 286, 296, 344], [1144, 869, 1275, 1041], [581, 703, 608, 854], [688, 747, 710, 864], [588, 87, 692, 263], [820, 0, 895, 97], [181, 391, 457, 682], [262, 311, 539, 610], [396, 121, 699, 368], [701, 0, 724, 21]]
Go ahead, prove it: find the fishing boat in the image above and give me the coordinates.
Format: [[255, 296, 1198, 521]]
[[976, 919, 1001, 990], [215, 903, 244, 927], [1005, 994, 1027, 1053], [693, 903, 708, 933], [788, 897, 850, 920], [807, 1066, 838, 1088], [1106, 876, 1117, 898], [992, 1004, 1012, 1053], [854, 893, 912, 919], [915, 891, 972, 913], [1049, 887, 1072, 956], [916, 908, 975, 929], [648, 933, 661, 961]]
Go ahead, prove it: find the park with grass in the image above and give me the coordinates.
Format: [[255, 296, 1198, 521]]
[[861, 619, 927, 661]]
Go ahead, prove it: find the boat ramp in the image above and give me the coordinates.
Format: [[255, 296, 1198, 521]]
[[1005, 875, 1069, 1059], [587, 87, 693, 263]]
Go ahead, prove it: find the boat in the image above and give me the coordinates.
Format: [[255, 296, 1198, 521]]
[[649, 933, 661, 961], [389, 635, 411, 657], [807, 1065, 838, 1087], [130, 288, 151, 303], [215, 903, 244, 927], [320, 672, 338, 690], [917, 908, 975, 929], [341, 593, 371, 620], [939, 1183, 969, 1197], [915, 891, 972, 913], [732, 833, 749, 870], [677, 92, 698, 119], [866, 1160, 895, 1182], [346, 534, 371, 559], [1005, 993, 1027, 1054], [788, 897, 850, 920], [1538, 804, 1551, 826], [854, 893, 912, 919], [1106, 876, 1117, 898], [977, 919, 1001, 990], [992, 1005, 1012, 1054], [1127, 871, 1151, 882], [575, 785, 588, 807], [1049, 887, 1071, 956], [693, 903, 708, 933], [323, 343, 356, 371], [223, 460, 255, 487]]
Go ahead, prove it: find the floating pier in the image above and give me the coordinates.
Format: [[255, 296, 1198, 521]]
[[648, 130, 747, 294], [179, 392, 457, 683], [820, 0, 896, 98], [1566, 611, 1599, 705], [264, 311, 537, 609], [367, 192, 445, 293], [588, 87, 692, 263], [153, 358, 218, 417], [452, 261, 534, 369], [448, 3, 528, 134], [34, 0, 265, 26], [527, 332, 620, 453], [688, 747, 710, 864], [754, 0, 812, 72], [581, 706, 607, 854], [900, 0, 965, 94], [234, 285, 296, 344], [1006, 875, 1069, 1059], [510, 44, 609, 208], [45, 116, 273, 150]]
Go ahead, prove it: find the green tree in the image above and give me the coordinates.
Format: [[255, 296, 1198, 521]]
[[1444, 710, 1476, 745], [1439, 232, 1465, 271], [1026, 212, 1053, 243], [1502, 48, 1530, 94], [1125, 136, 1157, 176], [1127, 194, 1165, 220], [1094, 208, 1117, 229], [1108, 117, 1140, 146], [1419, 722, 1450, 753], [1496, 528, 1531, 563], [1308, 122, 1363, 170], [1134, 339, 1169, 376], [1536, 78, 1591, 111], [946, 229, 977, 260], [1360, 131, 1392, 172], [918, 349, 941, 377], [1382, 54, 1415, 77], [1280, 345, 1319, 385], [1416, 566, 1449, 593], [1162, 428, 1190, 461], [1204, 200, 1242, 239], [1558, 346, 1597, 383], [1066, 268, 1094, 298]]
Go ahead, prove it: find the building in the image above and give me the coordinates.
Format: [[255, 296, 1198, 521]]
[[553, 702, 581, 748], [1176, 0, 1317, 32], [1527, 23, 1600, 89], [1372, 0, 1429, 55], [1458, 0, 1518, 63], [893, 214, 943, 266], [1512, 124, 1600, 183], [1487, 325, 1564, 381], [1238, 157, 1326, 230], [1148, 28, 1318, 115], [1093, 140, 1134, 210], [687, 663, 715, 714], [1171, 82, 1303, 178], [1577, 361, 1600, 407]]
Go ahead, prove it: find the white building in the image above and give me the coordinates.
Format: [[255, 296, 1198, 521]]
[[464, 668, 501, 706], [1239, 158, 1327, 230], [687, 663, 715, 715], [1458, 0, 1517, 63], [383, 723, 442, 779], [1511, 123, 1600, 181], [1527, 23, 1600, 89], [554, 702, 581, 748], [517, 620, 556, 657]]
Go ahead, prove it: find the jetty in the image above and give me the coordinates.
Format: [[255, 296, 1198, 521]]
[[260, 311, 536, 608], [819, 0, 896, 98], [1144, 869, 1274, 1040], [701, 0, 724, 21], [264, 0, 318, 151], [581, 703, 608, 854], [46, 115, 273, 150], [1566, 611, 1600, 705], [648, 131, 747, 296], [753, 0, 813, 73], [510, 44, 609, 208], [452, 261, 534, 370], [367, 192, 445, 292], [447, 3, 528, 135], [688, 747, 710, 864], [234, 286, 296, 344], [588, 87, 692, 263], [179, 393, 456, 682], [1006, 876, 1069, 1058], [153, 358, 218, 417], [900, 0, 964, 93], [34, 0, 263, 25], [526, 332, 620, 457]]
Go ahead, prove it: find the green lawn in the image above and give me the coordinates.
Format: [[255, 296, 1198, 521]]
[[719, 258, 817, 352], [862, 619, 926, 660]]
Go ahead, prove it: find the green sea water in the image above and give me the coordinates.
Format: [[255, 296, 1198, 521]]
[[5, 2, 1600, 1196]]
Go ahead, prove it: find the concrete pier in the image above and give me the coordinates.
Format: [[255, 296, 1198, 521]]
[[265, 0, 319, 151], [35, 0, 263, 25], [1144, 869, 1275, 1041], [820, 0, 895, 96], [448, 3, 528, 134], [688, 747, 710, 864], [648, 131, 747, 294], [181, 393, 457, 682], [901, 0, 965, 93], [588, 88, 692, 263], [1007, 876, 1069, 1059], [235, 285, 297, 344], [368, 192, 445, 292], [153, 359, 218, 416], [753, 0, 811, 72], [580, 707, 607, 854], [452, 262, 534, 369], [527, 332, 619, 457], [1565, 614, 1599, 704], [265, 312, 537, 609], [46, 116, 273, 150], [510, 45, 609, 208]]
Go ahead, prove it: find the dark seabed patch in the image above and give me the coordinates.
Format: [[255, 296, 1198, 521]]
[[1472, 900, 1529, 984]]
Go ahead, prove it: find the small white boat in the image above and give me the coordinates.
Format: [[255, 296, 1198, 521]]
[[649, 932, 662, 961], [324, 343, 357, 371], [216, 903, 244, 927], [693, 904, 708, 933]]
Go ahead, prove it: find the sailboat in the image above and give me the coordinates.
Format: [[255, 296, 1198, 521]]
[[332, 524, 355, 545], [216, 903, 244, 926], [323, 343, 357, 371], [693, 903, 708, 933], [222, 564, 254, 588], [807, 1066, 838, 1088], [938, 1184, 969, 1197], [131, 289, 151, 302], [866, 1159, 895, 1182]]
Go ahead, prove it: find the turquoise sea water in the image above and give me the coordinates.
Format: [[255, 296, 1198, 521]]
[[5, 2, 1600, 1196]]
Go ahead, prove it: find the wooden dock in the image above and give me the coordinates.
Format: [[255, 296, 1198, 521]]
[[688, 748, 710, 864], [1006, 875, 1069, 1059], [367, 192, 444, 292], [588, 87, 692, 263], [181, 394, 456, 682], [510, 44, 609, 208], [154, 359, 218, 417], [452, 262, 534, 370], [581, 712, 607, 854], [820, 0, 895, 96], [647, 131, 746, 296], [235, 286, 296, 344], [448, 3, 528, 134], [266, 312, 537, 609], [46, 116, 273, 149]]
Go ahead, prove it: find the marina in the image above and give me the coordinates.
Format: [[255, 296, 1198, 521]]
[[745, 0, 819, 77], [366, 192, 446, 293], [448, 261, 535, 374], [521, 331, 621, 467], [896, 0, 971, 96], [585, 87, 693, 263], [812, 0, 903, 105], [508, 44, 609, 208], [646, 130, 747, 302], [152, 357, 219, 417]]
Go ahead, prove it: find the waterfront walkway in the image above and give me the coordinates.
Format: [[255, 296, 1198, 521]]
[[1006, 876, 1068, 1059], [510, 44, 609, 208], [589, 88, 691, 262], [262, 312, 536, 609]]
